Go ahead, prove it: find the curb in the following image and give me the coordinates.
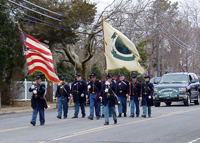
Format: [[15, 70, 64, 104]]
[[0, 104, 74, 115]]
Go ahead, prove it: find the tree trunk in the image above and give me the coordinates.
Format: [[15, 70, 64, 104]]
[[46, 81, 54, 102], [82, 62, 87, 82], [46, 41, 54, 102]]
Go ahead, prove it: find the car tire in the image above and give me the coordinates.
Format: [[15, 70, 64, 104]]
[[184, 95, 190, 106], [165, 102, 172, 106], [194, 95, 199, 105], [155, 102, 160, 107]]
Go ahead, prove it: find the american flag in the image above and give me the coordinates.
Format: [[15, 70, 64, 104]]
[[18, 24, 60, 84]]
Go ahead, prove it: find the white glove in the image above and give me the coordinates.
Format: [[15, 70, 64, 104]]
[[148, 96, 151, 99], [31, 85, 35, 89], [70, 93, 72, 97], [88, 85, 91, 89], [99, 96, 102, 100], [33, 90, 37, 94], [81, 94, 84, 97], [140, 97, 142, 100], [105, 81, 110, 85], [105, 88, 109, 92]]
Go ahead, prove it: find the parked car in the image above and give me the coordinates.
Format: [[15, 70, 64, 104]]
[[153, 72, 200, 107], [150, 77, 161, 87]]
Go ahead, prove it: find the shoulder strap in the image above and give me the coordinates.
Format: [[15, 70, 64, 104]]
[[132, 82, 139, 91], [63, 85, 68, 95], [121, 80, 127, 86]]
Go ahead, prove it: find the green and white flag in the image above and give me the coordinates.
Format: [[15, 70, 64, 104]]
[[103, 20, 145, 74]]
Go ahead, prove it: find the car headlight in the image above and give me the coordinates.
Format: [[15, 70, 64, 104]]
[[179, 88, 187, 94], [154, 88, 158, 94]]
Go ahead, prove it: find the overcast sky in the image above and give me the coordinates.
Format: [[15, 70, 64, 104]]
[[89, 0, 199, 14]]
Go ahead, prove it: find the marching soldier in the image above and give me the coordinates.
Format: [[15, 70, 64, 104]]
[[112, 76, 117, 84], [55, 77, 70, 119], [130, 75, 141, 117], [141, 75, 154, 118], [87, 72, 102, 120], [116, 73, 129, 117], [71, 73, 87, 118], [29, 76, 46, 126], [101, 74, 117, 125]]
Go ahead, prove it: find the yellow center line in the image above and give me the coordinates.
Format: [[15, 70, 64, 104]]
[[0, 118, 74, 133], [42, 108, 200, 143], [0, 126, 32, 133]]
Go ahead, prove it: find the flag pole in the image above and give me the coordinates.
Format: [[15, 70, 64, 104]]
[[102, 17, 108, 98]]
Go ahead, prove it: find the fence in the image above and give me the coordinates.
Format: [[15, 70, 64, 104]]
[[15, 79, 72, 101]]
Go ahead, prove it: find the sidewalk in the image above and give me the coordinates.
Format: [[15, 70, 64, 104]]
[[0, 102, 74, 115]]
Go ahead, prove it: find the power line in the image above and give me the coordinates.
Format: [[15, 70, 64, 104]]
[[161, 30, 200, 56], [8, 0, 62, 22], [0, 8, 98, 36], [0, 3, 56, 26], [160, 26, 200, 54], [160, 24, 191, 49], [22, 0, 63, 17]]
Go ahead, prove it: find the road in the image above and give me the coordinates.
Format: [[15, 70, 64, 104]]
[[0, 102, 200, 143]]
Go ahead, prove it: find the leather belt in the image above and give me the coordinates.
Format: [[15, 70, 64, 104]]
[[91, 91, 98, 94]]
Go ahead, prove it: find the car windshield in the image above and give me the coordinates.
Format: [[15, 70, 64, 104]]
[[150, 78, 155, 83], [155, 77, 161, 83], [160, 75, 188, 84]]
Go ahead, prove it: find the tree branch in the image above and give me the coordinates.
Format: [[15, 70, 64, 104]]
[[61, 42, 75, 66]]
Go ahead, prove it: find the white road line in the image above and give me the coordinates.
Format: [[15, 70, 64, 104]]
[[188, 138, 200, 143]]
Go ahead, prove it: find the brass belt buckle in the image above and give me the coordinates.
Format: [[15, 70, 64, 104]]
[[77, 91, 78, 93], [145, 92, 147, 95], [92, 92, 95, 94], [132, 93, 134, 95], [120, 90, 122, 93]]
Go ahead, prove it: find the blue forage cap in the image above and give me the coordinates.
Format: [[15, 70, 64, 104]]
[[120, 73, 124, 76], [89, 75, 92, 79], [107, 74, 112, 79], [61, 77, 65, 81], [132, 75, 137, 78], [77, 73, 81, 77], [36, 76, 41, 80], [144, 75, 150, 79], [91, 72, 96, 77]]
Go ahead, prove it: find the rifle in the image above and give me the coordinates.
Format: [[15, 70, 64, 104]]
[[140, 74, 143, 107], [128, 72, 131, 107], [71, 63, 77, 105]]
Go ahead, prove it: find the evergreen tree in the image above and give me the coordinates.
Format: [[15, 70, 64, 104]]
[[0, 0, 25, 105]]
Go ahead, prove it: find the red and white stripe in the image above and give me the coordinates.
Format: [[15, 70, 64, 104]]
[[25, 35, 60, 84]]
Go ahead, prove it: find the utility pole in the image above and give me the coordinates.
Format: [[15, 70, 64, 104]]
[[0, 89, 1, 110], [156, 0, 160, 77]]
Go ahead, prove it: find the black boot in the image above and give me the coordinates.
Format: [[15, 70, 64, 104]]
[[88, 116, 93, 120], [114, 120, 117, 124], [104, 122, 109, 125], [72, 116, 78, 119], [30, 121, 35, 126], [57, 115, 61, 119], [124, 113, 127, 117], [141, 115, 146, 118], [101, 114, 104, 118], [118, 114, 122, 117]]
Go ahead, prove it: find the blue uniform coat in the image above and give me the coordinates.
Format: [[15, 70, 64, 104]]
[[142, 82, 154, 106], [87, 79, 102, 102], [101, 82, 116, 107], [29, 84, 46, 109], [116, 80, 129, 97], [71, 80, 87, 104], [130, 81, 141, 100], [55, 84, 70, 98]]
